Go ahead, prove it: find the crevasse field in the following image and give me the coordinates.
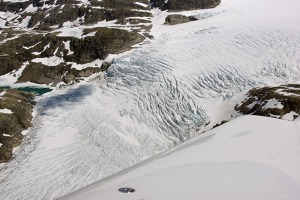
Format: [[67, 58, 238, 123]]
[[1, 0, 300, 199]]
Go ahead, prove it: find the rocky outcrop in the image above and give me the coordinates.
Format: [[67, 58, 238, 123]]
[[0, 89, 35, 163], [17, 63, 103, 85], [21, 1, 152, 29], [0, 27, 144, 85], [235, 84, 300, 120], [68, 28, 145, 63], [165, 14, 198, 25], [150, 0, 221, 11], [0, 0, 151, 86], [0, 1, 31, 12]]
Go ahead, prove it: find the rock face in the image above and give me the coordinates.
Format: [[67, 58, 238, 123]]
[[0, 89, 35, 163], [235, 84, 300, 120], [0, 0, 150, 85], [165, 14, 198, 25], [150, 0, 221, 11], [0, 27, 144, 85]]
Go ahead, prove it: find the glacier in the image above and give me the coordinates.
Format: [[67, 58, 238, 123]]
[[58, 115, 300, 200], [1, 0, 300, 199]]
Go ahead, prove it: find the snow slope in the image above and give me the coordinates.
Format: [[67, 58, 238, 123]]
[[1, 0, 300, 199], [58, 115, 300, 200]]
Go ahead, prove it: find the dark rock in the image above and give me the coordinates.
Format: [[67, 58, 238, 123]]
[[165, 14, 198, 25], [235, 84, 300, 120], [102, 0, 149, 10], [0, 89, 35, 163], [150, 0, 221, 11], [0, 27, 144, 85], [0, 1, 32, 12], [17, 62, 102, 85]]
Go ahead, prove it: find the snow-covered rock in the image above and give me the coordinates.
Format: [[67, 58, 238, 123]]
[[236, 84, 300, 120]]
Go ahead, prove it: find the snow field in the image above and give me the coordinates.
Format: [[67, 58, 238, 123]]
[[59, 115, 300, 200]]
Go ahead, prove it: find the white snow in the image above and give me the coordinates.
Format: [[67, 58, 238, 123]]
[[3, 0, 30, 2], [277, 89, 300, 97], [282, 111, 299, 121], [32, 56, 64, 66], [23, 4, 38, 13], [0, 11, 17, 20], [32, 43, 51, 55], [0, 18, 6, 27], [57, 27, 84, 38], [0, 90, 6, 97], [0, 108, 12, 114], [82, 31, 97, 38], [0, 62, 29, 86], [63, 41, 74, 55], [263, 99, 284, 109], [23, 42, 41, 50], [1, 0, 300, 199], [69, 59, 103, 70], [59, 116, 300, 200], [19, 16, 31, 28], [134, 2, 148, 8], [76, 0, 91, 5]]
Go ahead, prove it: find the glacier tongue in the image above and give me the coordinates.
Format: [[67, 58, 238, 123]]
[[1, 0, 300, 199]]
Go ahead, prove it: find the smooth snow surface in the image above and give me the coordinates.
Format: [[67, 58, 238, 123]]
[[59, 116, 300, 200], [1, 0, 300, 199]]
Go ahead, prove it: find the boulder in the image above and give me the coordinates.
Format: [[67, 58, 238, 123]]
[[165, 14, 198, 25]]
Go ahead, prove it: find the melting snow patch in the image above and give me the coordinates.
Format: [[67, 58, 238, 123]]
[[77, 0, 90, 5], [263, 99, 284, 109], [0, 62, 29, 86], [3, 0, 30, 2], [0, 19, 6, 28], [69, 59, 103, 70], [23, 42, 41, 50], [32, 56, 64, 66], [0, 11, 13, 19], [0, 90, 6, 97], [246, 100, 258, 109], [62, 41, 74, 55], [0, 108, 12, 114], [276, 89, 300, 97], [57, 27, 83, 38], [134, 2, 148, 8], [23, 4, 37, 13], [19, 16, 31, 28], [31, 43, 50, 55], [282, 111, 298, 121], [93, 19, 117, 28], [82, 31, 97, 38]]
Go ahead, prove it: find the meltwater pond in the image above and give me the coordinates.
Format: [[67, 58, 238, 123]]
[[1, 86, 52, 96]]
